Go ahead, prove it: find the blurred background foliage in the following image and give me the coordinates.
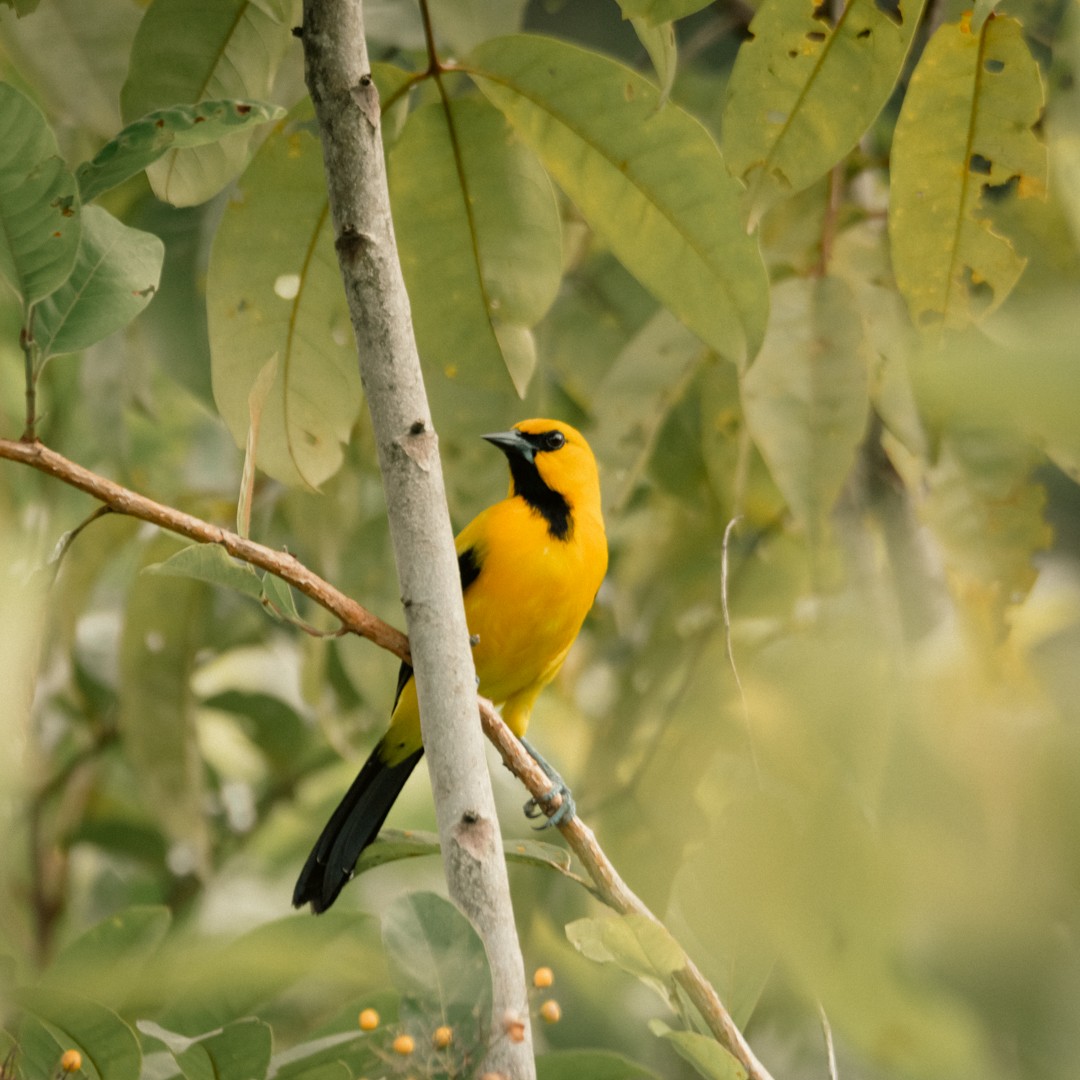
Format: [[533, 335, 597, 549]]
[[2, 0, 1080, 1078]]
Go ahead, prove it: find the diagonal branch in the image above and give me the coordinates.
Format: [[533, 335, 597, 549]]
[[0, 434, 774, 1080]]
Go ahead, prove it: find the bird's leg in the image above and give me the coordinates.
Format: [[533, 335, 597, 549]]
[[519, 737, 576, 829]]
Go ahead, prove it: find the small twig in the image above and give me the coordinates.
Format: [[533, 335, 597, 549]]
[[819, 1000, 839, 1080], [20, 307, 38, 442], [815, 161, 845, 277], [478, 700, 777, 1080]]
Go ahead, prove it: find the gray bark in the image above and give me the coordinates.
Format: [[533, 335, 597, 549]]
[[300, 3, 535, 1075]]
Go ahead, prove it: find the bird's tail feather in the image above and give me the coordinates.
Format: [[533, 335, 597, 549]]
[[293, 744, 424, 913]]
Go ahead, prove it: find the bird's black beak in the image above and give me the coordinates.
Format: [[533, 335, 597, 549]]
[[482, 429, 534, 462]]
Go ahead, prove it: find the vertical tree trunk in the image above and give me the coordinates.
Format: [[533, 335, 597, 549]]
[[300, 3, 535, 1076]]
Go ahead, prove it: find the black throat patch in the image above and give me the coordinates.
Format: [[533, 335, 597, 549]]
[[507, 455, 572, 540]]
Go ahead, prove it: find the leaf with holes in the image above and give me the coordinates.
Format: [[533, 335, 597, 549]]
[[723, 0, 925, 227], [77, 99, 286, 203], [468, 35, 768, 366], [0, 81, 80, 306], [889, 14, 1047, 331], [120, 0, 298, 206], [34, 206, 163, 361], [208, 100, 361, 488], [390, 97, 562, 402]]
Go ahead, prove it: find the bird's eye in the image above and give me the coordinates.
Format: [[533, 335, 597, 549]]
[[543, 431, 566, 451]]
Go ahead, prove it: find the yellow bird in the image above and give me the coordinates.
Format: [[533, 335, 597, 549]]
[[294, 419, 608, 912]]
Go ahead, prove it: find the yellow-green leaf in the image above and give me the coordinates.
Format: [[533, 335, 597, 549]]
[[208, 102, 362, 489], [889, 14, 1047, 330], [468, 35, 768, 365], [724, 0, 925, 226]]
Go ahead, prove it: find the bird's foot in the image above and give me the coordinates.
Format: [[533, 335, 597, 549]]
[[520, 737, 576, 830]]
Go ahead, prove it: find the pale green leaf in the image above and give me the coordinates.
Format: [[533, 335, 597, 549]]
[[16, 987, 141, 1080], [0, 81, 80, 306], [120, 0, 299, 206], [723, 0, 925, 227], [617, 0, 713, 25], [630, 17, 677, 105], [260, 571, 300, 621], [538, 1049, 661, 1080], [468, 35, 768, 365], [240, 355, 278, 537], [34, 206, 163, 360], [889, 15, 1047, 330], [77, 99, 286, 203], [391, 98, 561, 400], [143, 1019, 272, 1080], [647, 1021, 747, 1080], [208, 100, 362, 488], [147, 543, 263, 600], [740, 276, 869, 539], [382, 892, 492, 1037], [427, 0, 529, 54], [120, 539, 211, 875], [565, 914, 684, 1000]]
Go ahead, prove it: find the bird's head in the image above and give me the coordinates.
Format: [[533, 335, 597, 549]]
[[483, 419, 602, 532]]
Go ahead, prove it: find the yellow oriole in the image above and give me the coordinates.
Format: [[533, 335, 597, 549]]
[[294, 419, 608, 912]]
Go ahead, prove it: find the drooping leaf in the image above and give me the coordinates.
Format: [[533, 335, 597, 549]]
[[147, 543, 263, 601], [140, 1019, 272, 1080], [120, 0, 299, 206], [630, 17, 677, 105], [647, 1021, 747, 1080], [740, 276, 870, 540], [0, 81, 80, 306], [565, 914, 684, 1002], [208, 100, 362, 488], [77, 99, 286, 203], [538, 1049, 662, 1080], [889, 14, 1047, 330], [616, 0, 713, 25], [723, 0, 925, 227], [16, 987, 141, 1080], [34, 206, 163, 360], [390, 97, 562, 401], [468, 35, 768, 365]]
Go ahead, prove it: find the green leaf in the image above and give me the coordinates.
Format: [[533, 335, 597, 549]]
[[740, 276, 870, 540], [120, 0, 298, 206], [538, 1048, 662, 1080], [390, 97, 562, 399], [208, 99, 362, 488], [42, 907, 172, 1008], [260, 571, 300, 621], [616, 0, 713, 25], [355, 828, 574, 877], [120, 538, 211, 876], [147, 543, 263, 600], [565, 914, 684, 1001], [889, 15, 1047, 330], [77, 99, 286, 203], [723, 0, 925, 227], [629, 17, 677, 106], [468, 35, 768, 366], [34, 205, 163, 360], [382, 892, 492, 1038], [647, 1020, 747, 1080], [0, 81, 80, 306], [16, 987, 141, 1080], [269, 1032, 377, 1080], [141, 1019, 272, 1080]]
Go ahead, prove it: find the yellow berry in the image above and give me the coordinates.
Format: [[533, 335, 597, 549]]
[[60, 1051, 82, 1073], [540, 999, 561, 1024], [392, 1033, 415, 1056], [532, 966, 554, 989], [358, 1008, 379, 1031], [432, 1025, 453, 1049]]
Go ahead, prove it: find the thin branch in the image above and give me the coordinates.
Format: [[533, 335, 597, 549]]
[[20, 307, 38, 442], [2, 435, 773, 1079]]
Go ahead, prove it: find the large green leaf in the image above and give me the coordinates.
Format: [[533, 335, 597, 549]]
[[120, 0, 298, 206], [740, 276, 869, 540], [208, 100, 362, 488], [0, 81, 80, 306], [34, 206, 164, 360], [723, 0, 925, 226], [141, 1019, 272, 1080], [77, 99, 286, 203], [16, 987, 141, 1080], [390, 97, 562, 398], [889, 14, 1047, 330], [382, 892, 492, 1046], [468, 35, 768, 366]]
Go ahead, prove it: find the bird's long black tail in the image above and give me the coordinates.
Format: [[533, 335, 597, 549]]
[[293, 743, 424, 913]]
